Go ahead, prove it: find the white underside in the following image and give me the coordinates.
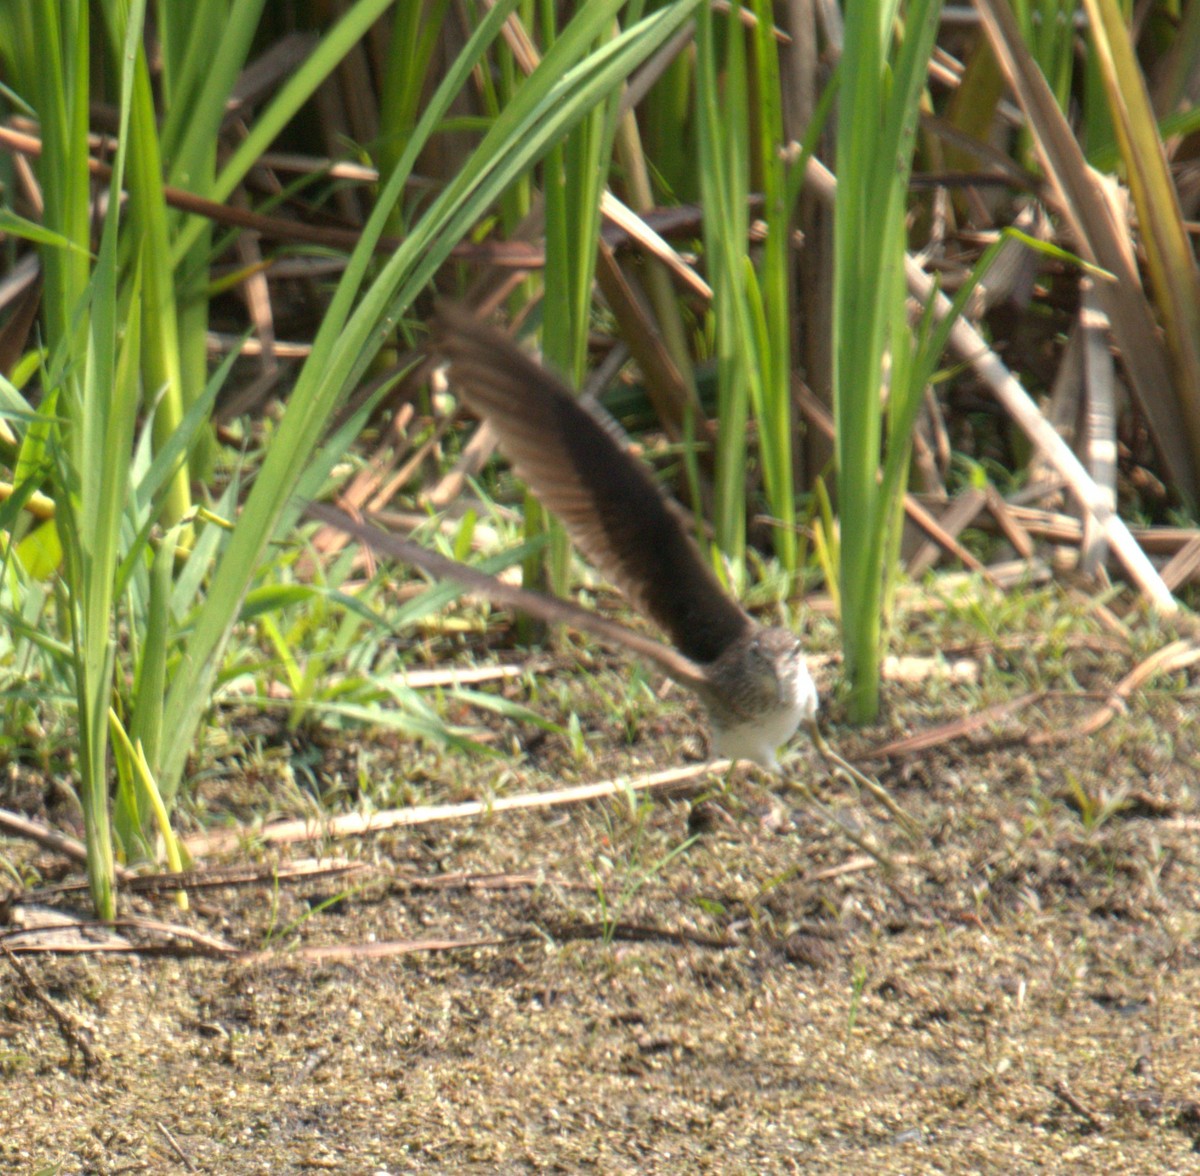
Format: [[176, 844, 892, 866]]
[[712, 665, 819, 771]]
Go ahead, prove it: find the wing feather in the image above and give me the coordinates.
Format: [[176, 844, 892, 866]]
[[431, 303, 751, 665]]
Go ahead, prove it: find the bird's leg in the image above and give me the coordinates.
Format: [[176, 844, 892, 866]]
[[803, 719, 921, 839], [780, 769, 897, 871]]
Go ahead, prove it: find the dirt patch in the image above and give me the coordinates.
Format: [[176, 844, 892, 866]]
[[3, 625, 1200, 1174]]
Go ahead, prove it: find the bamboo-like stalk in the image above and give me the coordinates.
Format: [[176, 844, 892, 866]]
[[903, 256, 1176, 611], [46, 0, 149, 919], [833, 0, 944, 722], [747, 0, 796, 574], [695, 3, 752, 571]]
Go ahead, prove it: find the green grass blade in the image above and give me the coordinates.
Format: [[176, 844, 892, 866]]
[[156, 2, 702, 801], [834, 0, 944, 721], [97, 0, 193, 526], [170, 0, 400, 267]]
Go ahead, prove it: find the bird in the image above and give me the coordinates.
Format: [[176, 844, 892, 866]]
[[313, 302, 818, 771], [311, 305, 922, 850]]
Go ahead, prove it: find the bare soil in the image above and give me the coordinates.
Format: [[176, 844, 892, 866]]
[[3, 606, 1200, 1174]]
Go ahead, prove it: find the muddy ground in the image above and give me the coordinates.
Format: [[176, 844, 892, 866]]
[[2, 601, 1199, 1174]]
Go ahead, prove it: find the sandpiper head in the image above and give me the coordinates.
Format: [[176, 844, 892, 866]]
[[706, 626, 818, 771]]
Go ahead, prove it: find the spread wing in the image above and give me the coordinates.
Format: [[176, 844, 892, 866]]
[[430, 302, 752, 666], [306, 503, 711, 698]]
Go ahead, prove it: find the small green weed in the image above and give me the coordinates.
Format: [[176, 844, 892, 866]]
[[591, 792, 697, 947]]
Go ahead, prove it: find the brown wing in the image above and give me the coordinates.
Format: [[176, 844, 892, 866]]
[[429, 302, 752, 666], [306, 503, 711, 698]]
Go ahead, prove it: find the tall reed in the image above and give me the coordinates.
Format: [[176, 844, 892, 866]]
[[833, 0, 943, 722]]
